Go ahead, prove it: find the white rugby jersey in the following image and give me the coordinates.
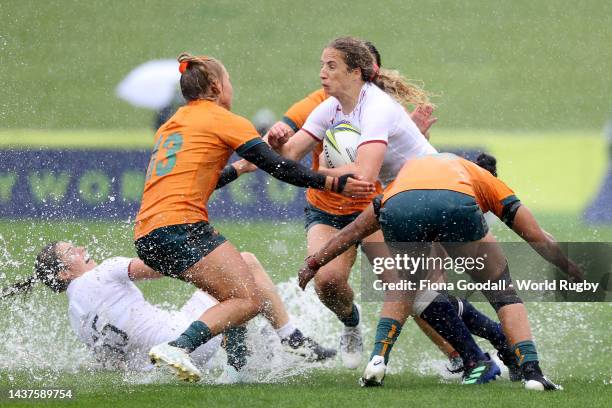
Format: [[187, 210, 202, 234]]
[[302, 82, 437, 187], [66, 257, 220, 369]]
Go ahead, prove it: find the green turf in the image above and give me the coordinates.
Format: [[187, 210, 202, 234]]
[[2, 371, 611, 408], [1, 212, 611, 280], [2, 1, 611, 131], [1, 124, 611, 406], [0, 129, 154, 149], [1, 215, 611, 407]]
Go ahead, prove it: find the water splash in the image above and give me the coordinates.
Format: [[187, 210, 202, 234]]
[[1, 244, 610, 385]]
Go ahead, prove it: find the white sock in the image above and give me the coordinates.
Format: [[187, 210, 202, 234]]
[[276, 321, 298, 340]]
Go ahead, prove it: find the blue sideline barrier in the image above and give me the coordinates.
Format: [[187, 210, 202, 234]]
[[0, 148, 483, 220]]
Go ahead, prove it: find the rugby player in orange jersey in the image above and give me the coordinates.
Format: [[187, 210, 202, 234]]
[[134, 52, 374, 382], [298, 153, 581, 390]]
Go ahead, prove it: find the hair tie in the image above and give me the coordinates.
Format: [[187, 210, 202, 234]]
[[179, 61, 189, 74], [369, 63, 379, 81]]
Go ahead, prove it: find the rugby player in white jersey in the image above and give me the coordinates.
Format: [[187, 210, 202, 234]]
[[269, 37, 436, 369], [1, 241, 335, 378]]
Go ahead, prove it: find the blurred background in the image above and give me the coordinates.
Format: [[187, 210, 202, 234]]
[[1, 0, 611, 131], [0, 0, 611, 388], [1, 0, 611, 218]]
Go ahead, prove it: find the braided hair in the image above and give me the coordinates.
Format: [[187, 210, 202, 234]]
[[0, 242, 69, 299]]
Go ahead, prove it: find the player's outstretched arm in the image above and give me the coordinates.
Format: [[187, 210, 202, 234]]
[[298, 204, 380, 290], [511, 205, 582, 281], [238, 141, 375, 197], [127, 259, 163, 281]]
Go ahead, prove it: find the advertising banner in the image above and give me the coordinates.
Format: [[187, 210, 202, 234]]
[[0, 148, 483, 220], [0, 149, 306, 220]]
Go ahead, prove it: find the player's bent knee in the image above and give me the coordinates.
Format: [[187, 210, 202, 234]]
[[248, 290, 265, 315], [240, 251, 258, 266], [481, 267, 523, 312], [314, 274, 345, 295]]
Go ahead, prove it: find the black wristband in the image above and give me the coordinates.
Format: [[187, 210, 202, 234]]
[[281, 116, 300, 133], [215, 164, 239, 189], [372, 194, 383, 218], [501, 200, 522, 228], [334, 174, 353, 193]]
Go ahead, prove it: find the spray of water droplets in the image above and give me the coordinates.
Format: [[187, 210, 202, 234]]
[[1, 232, 610, 386]]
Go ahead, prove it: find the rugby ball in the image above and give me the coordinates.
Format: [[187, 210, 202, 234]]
[[322, 123, 361, 168]]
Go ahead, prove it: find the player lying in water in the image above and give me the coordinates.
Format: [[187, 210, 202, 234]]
[[1, 242, 335, 380], [298, 152, 581, 391]]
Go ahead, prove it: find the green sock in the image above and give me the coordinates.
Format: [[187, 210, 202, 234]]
[[512, 340, 539, 367], [370, 317, 402, 364], [169, 320, 213, 353], [339, 304, 360, 327], [224, 326, 248, 370]]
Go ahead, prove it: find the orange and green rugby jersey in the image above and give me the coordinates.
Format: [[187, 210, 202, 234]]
[[382, 153, 519, 218], [283, 88, 382, 215], [134, 99, 262, 239]]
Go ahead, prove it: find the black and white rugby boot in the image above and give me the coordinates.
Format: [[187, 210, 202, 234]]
[[522, 361, 563, 391]]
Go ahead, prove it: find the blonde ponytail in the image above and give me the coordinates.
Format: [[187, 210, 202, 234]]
[[373, 68, 434, 108]]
